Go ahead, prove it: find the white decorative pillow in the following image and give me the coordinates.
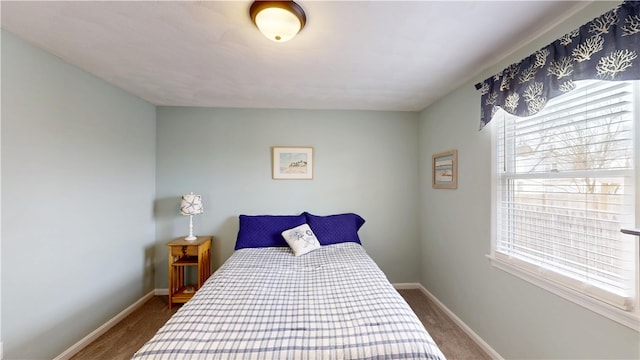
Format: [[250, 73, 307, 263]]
[[281, 223, 321, 256]]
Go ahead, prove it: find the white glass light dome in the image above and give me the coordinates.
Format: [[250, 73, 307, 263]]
[[250, 1, 306, 43]]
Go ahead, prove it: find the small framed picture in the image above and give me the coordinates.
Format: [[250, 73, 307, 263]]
[[272, 146, 314, 180], [432, 150, 457, 189]]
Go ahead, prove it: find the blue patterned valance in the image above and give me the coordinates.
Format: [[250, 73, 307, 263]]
[[478, 1, 640, 130]]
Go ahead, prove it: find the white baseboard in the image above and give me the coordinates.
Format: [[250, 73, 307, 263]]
[[53, 291, 155, 360], [155, 288, 168, 296], [393, 282, 503, 360], [393, 282, 422, 290]]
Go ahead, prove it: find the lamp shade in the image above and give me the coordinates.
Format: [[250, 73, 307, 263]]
[[250, 1, 306, 42], [180, 194, 203, 216]]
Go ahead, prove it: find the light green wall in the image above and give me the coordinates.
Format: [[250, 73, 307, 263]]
[[418, 2, 640, 359], [155, 107, 421, 286], [1, 30, 157, 359], [0, 26, 3, 360]]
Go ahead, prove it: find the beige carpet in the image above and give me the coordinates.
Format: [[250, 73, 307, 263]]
[[71, 289, 491, 360]]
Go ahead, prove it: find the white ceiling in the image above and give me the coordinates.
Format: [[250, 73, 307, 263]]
[[1, 1, 590, 112]]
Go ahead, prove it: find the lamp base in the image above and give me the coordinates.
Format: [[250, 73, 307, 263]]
[[185, 214, 197, 241]]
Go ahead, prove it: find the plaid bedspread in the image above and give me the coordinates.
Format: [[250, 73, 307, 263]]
[[132, 242, 446, 360]]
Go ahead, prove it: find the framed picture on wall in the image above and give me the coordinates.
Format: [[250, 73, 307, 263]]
[[272, 146, 314, 180], [432, 150, 457, 189]]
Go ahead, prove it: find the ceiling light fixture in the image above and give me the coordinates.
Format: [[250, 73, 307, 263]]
[[250, 1, 306, 43]]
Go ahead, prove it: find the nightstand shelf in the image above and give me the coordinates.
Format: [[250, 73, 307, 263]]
[[167, 236, 212, 309], [173, 256, 198, 265]]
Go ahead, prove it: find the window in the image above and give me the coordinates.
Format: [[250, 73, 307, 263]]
[[491, 80, 639, 328]]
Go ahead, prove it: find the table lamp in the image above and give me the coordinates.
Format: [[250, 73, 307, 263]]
[[180, 192, 203, 241]]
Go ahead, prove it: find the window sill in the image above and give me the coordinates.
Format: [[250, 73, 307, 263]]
[[486, 254, 640, 332]]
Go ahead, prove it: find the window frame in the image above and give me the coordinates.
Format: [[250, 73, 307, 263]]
[[488, 80, 640, 331]]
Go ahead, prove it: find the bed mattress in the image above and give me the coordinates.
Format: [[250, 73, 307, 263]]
[[132, 242, 446, 359]]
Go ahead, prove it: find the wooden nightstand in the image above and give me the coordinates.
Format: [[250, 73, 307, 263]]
[[167, 236, 212, 309]]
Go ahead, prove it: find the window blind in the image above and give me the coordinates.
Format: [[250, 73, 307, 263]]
[[495, 80, 637, 310]]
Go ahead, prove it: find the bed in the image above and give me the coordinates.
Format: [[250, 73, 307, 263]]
[[132, 212, 446, 360]]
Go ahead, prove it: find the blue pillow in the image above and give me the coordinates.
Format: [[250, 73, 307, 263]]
[[235, 214, 307, 250], [303, 212, 365, 245]]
